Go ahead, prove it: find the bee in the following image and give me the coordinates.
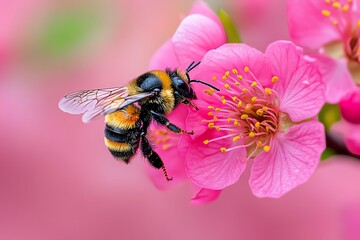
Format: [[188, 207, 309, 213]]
[[59, 62, 219, 181]]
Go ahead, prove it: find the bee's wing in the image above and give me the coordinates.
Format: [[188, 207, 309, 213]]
[[59, 87, 155, 123]]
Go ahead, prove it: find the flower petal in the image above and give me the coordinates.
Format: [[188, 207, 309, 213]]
[[287, 0, 342, 49], [331, 119, 360, 156], [186, 130, 247, 190], [149, 39, 179, 70], [249, 121, 325, 198], [312, 54, 356, 104], [339, 87, 360, 123], [190, 187, 221, 206], [189, 0, 222, 29], [266, 41, 325, 121], [172, 14, 226, 70]]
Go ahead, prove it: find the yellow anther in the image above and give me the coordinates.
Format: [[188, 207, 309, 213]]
[[220, 148, 227, 153], [237, 101, 242, 107], [212, 76, 217, 81], [256, 109, 264, 116], [208, 111, 213, 116], [264, 88, 272, 94], [237, 75, 243, 80], [225, 71, 230, 77], [232, 69, 238, 74], [222, 75, 228, 80], [251, 81, 257, 87], [234, 81, 240, 86], [232, 96, 238, 101], [208, 122, 214, 128], [162, 145, 170, 150], [208, 106, 214, 110], [242, 88, 248, 93], [224, 84, 230, 89], [215, 126, 221, 131], [201, 119, 207, 123], [204, 89, 213, 96], [248, 132, 255, 138], [227, 118, 231, 123], [251, 97, 257, 103], [222, 99, 227, 104], [234, 120, 240, 126], [255, 122, 261, 129], [215, 107, 221, 112], [244, 66, 249, 72], [233, 136, 241, 142], [271, 76, 279, 82], [262, 106, 268, 111], [321, 10, 331, 17], [263, 145, 270, 152], [203, 140, 209, 144], [342, 4, 349, 12], [257, 141, 263, 147], [241, 114, 248, 119], [332, 2, 341, 8], [213, 116, 218, 121], [266, 126, 270, 132]]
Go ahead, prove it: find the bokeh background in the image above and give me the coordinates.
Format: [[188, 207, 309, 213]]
[[1, 0, 360, 239]]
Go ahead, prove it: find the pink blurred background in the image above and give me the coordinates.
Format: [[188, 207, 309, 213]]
[[1, 0, 360, 239]]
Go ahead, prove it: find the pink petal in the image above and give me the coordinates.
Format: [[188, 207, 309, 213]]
[[312, 54, 356, 104], [345, 133, 360, 156], [190, 187, 221, 206], [149, 39, 179, 70], [195, 43, 272, 87], [339, 87, 360, 123], [189, 0, 222, 29], [266, 41, 326, 122], [186, 130, 247, 190], [287, 0, 342, 49], [172, 14, 226, 70], [332, 120, 360, 156], [249, 121, 325, 198]]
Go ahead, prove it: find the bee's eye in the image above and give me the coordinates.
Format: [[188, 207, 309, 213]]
[[176, 78, 190, 93]]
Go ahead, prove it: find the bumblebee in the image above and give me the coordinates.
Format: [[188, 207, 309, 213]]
[[59, 62, 219, 181]]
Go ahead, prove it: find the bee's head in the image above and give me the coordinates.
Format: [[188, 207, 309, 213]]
[[170, 61, 219, 100]]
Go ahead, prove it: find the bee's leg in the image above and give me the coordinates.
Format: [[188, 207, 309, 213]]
[[141, 135, 172, 181], [150, 110, 194, 135], [182, 99, 199, 110]]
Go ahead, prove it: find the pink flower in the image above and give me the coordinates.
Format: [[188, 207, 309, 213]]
[[332, 119, 360, 156], [185, 41, 326, 197], [146, 1, 226, 204], [287, 0, 359, 103]]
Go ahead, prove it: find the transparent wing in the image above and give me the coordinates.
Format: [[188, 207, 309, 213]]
[[58, 87, 155, 123]]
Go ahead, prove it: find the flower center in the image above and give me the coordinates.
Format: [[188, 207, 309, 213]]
[[321, 0, 360, 62], [202, 66, 280, 160]]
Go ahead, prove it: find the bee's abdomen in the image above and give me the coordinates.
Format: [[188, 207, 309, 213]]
[[104, 105, 141, 163]]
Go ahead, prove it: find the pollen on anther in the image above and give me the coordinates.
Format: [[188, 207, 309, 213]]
[[264, 88, 272, 94], [271, 76, 279, 83], [255, 122, 260, 129], [342, 4, 349, 11], [227, 118, 231, 123], [244, 66, 249, 72], [251, 97, 257, 103], [208, 106, 214, 110], [232, 96, 238, 101], [215, 126, 221, 131], [235, 81, 240, 86], [232, 69, 238, 74], [225, 71, 230, 77], [212, 76, 217, 81], [263, 145, 270, 152], [215, 107, 220, 112], [257, 141, 263, 147], [332, 2, 341, 8], [233, 136, 240, 142], [234, 120, 240, 126], [213, 116, 218, 121], [237, 101, 242, 107], [248, 132, 255, 138], [220, 147, 227, 153], [208, 112, 213, 116], [237, 75, 243, 80], [203, 140, 209, 144], [321, 10, 331, 17], [242, 88, 248, 93], [256, 109, 264, 116], [241, 114, 248, 119], [224, 84, 230, 89], [208, 123, 214, 128], [251, 81, 257, 87]]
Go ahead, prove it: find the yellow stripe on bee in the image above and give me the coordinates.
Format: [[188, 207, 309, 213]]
[[150, 70, 172, 89], [104, 138, 132, 152], [105, 105, 140, 129]]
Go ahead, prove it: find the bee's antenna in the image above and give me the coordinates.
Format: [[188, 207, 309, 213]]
[[186, 61, 201, 73], [189, 79, 220, 91]]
